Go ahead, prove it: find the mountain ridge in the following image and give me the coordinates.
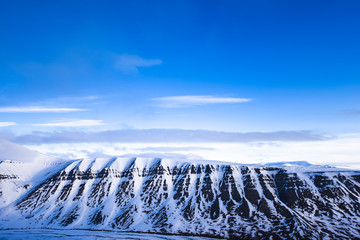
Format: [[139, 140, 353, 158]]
[[0, 156, 360, 239]]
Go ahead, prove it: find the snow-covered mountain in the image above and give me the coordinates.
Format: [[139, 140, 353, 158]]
[[1, 155, 360, 239]]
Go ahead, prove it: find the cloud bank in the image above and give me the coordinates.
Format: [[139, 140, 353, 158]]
[[137, 146, 215, 152], [7, 129, 330, 145], [151, 95, 252, 108]]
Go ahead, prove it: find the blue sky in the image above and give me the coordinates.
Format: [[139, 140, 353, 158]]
[[1, 1, 360, 164]]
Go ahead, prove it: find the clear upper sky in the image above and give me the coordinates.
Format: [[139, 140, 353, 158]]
[[0, 0, 360, 137]]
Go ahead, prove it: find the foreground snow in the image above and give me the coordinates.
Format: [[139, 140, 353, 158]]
[[0, 229, 222, 240]]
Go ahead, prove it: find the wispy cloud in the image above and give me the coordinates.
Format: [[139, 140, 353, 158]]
[[10, 129, 330, 144], [37, 95, 102, 106], [346, 110, 360, 115], [0, 107, 88, 113], [151, 95, 252, 108], [30, 120, 104, 127], [0, 122, 16, 127], [114, 54, 162, 73]]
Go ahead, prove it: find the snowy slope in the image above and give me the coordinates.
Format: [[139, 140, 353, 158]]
[[0, 139, 57, 163], [0, 140, 61, 207], [0, 157, 359, 239]]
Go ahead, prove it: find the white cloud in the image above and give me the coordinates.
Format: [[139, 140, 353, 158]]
[[31, 120, 104, 127], [0, 122, 16, 127], [0, 107, 87, 112], [151, 95, 252, 108], [115, 54, 162, 73]]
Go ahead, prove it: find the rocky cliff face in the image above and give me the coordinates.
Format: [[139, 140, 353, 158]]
[[1, 157, 360, 239]]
